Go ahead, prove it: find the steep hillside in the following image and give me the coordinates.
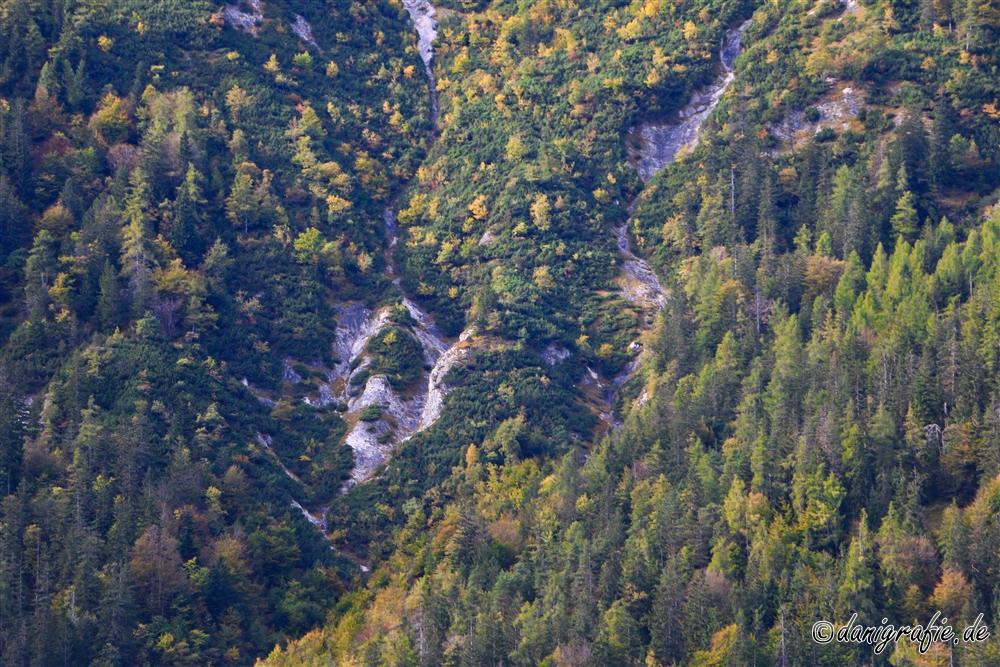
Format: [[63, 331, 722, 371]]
[[0, 0, 436, 663], [6, 0, 1000, 664], [259, 0, 1000, 664], [0, 0, 748, 663]]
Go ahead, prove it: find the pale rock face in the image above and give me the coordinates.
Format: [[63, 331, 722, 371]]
[[384, 208, 399, 249], [597, 21, 751, 427], [612, 224, 667, 314], [291, 15, 320, 51], [417, 328, 474, 433], [808, 0, 860, 16], [330, 304, 394, 389], [219, 2, 321, 51], [401, 298, 450, 359], [635, 387, 652, 407], [402, 0, 437, 68], [220, 0, 263, 35], [290, 499, 328, 535], [307, 295, 476, 490], [332, 307, 474, 489], [631, 21, 751, 181], [351, 376, 420, 431], [283, 359, 303, 384], [612, 352, 648, 398], [542, 345, 572, 366], [341, 413, 394, 488], [599, 225, 664, 425], [770, 84, 865, 146], [402, 0, 440, 125]]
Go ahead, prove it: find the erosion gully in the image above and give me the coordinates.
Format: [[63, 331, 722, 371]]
[[236, 7, 749, 550], [245, 1, 472, 545], [590, 20, 751, 426]]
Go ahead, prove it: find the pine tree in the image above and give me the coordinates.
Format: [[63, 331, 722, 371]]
[[930, 96, 956, 191], [648, 553, 688, 664], [0, 175, 29, 263], [757, 174, 778, 270], [696, 184, 730, 249], [912, 346, 943, 426], [920, 0, 937, 29], [96, 559, 138, 662], [446, 509, 483, 578], [824, 165, 865, 258], [61, 58, 87, 108], [171, 163, 206, 264], [893, 106, 930, 199], [96, 259, 123, 332], [938, 501, 969, 571], [36, 61, 59, 97], [226, 170, 257, 234], [120, 170, 155, 316], [23, 229, 58, 321], [764, 314, 805, 459], [0, 370, 24, 495], [891, 190, 919, 240], [838, 510, 877, 623]]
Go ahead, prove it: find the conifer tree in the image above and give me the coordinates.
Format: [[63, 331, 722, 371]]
[[120, 170, 155, 316], [96, 259, 123, 332]]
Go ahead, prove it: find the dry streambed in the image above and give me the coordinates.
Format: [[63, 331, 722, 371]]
[[238, 7, 749, 534], [229, 2, 469, 537], [594, 22, 751, 424]]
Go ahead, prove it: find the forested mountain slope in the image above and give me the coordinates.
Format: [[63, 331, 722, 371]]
[[4, 0, 1000, 665], [0, 0, 436, 663], [264, 0, 1000, 664]]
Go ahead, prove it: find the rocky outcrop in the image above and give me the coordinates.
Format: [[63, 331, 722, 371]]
[[601, 21, 751, 425], [219, 0, 263, 35], [402, 0, 440, 126], [291, 15, 320, 51], [632, 21, 751, 181], [612, 224, 667, 316], [341, 376, 420, 486], [418, 327, 474, 432], [770, 83, 865, 147], [542, 344, 572, 366], [330, 304, 394, 390], [328, 301, 474, 488]]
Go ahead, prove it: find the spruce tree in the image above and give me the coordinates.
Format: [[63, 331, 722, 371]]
[[96, 259, 122, 332]]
